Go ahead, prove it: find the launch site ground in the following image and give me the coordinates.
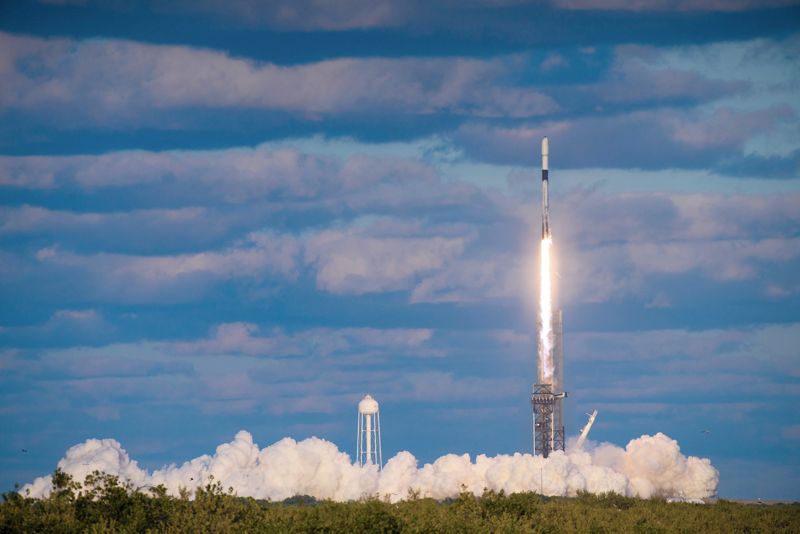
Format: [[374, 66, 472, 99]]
[[2, 479, 799, 533]]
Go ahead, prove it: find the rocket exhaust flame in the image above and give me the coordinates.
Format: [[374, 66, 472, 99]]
[[538, 236, 553, 383]]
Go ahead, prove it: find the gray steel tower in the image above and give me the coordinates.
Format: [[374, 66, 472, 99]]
[[532, 314, 566, 457]]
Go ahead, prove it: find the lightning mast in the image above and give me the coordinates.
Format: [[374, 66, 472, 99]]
[[533, 137, 567, 458]]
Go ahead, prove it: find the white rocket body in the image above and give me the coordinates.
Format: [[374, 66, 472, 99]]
[[542, 137, 550, 239]]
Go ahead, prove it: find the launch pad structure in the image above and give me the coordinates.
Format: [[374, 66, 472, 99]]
[[533, 310, 566, 457]]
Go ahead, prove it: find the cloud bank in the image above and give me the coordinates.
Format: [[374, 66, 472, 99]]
[[0, 32, 555, 123]]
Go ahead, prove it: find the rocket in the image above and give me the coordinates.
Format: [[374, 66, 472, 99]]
[[541, 136, 550, 239]]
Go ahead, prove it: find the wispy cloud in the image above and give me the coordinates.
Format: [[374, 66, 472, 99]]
[[453, 105, 795, 170]]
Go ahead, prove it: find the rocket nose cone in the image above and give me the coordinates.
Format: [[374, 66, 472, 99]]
[[542, 136, 549, 156]]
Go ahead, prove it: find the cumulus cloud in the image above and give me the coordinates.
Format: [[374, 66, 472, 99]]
[[173, 0, 407, 30], [410, 256, 526, 304], [0, 205, 255, 255], [1, 217, 475, 306], [408, 187, 800, 305], [171, 322, 434, 358], [0, 308, 116, 347], [54, 0, 411, 31], [30, 231, 300, 302], [551, 189, 800, 247], [0, 146, 342, 194], [549, 183, 800, 303], [305, 228, 467, 295], [7, 215, 475, 303], [7, 144, 796, 308], [565, 323, 800, 426], [627, 237, 800, 281], [0, 145, 452, 221], [21, 430, 718, 501], [172, 323, 280, 356], [1, 134, 798, 311], [588, 45, 748, 105], [557, 236, 800, 306], [567, 327, 749, 364], [90, 232, 297, 282], [667, 106, 794, 150], [46, 346, 193, 381], [2, 149, 798, 308], [0, 320, 449, 422], [453, 105, 793, 169], [0, 32, 555, 124]]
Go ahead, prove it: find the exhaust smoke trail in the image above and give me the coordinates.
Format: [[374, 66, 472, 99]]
[[20, 431, 719, 501]]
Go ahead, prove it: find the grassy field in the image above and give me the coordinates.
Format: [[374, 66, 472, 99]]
[[2, 470, 798, 533]]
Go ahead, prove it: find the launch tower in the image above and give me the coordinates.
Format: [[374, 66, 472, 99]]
[[532, 137, 567, 458]]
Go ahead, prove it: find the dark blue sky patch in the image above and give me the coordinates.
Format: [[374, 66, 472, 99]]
[[716, 150, 800, 179], [3, 1, 799, 62]]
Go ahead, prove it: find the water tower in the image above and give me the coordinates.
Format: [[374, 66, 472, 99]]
[[356, 394, 382, 469]]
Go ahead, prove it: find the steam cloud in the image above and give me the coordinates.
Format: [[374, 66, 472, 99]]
[[22, 431, 718, 501]]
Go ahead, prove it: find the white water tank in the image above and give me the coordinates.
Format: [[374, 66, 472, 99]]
[[356, 394, 382, 469]]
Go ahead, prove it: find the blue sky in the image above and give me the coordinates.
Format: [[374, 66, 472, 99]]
[[1, 0, 799, 500]]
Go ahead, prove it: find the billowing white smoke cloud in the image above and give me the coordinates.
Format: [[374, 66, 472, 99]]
[[22, 431, 718, 502]]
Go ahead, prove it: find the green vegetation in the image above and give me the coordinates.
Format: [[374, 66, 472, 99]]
[[2, 470, 798, 533]]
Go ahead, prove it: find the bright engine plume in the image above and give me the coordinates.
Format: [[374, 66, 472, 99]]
[[538, 236, 553, 383]]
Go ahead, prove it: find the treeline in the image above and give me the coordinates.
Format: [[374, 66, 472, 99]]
[[2, 469, 798, 533]]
